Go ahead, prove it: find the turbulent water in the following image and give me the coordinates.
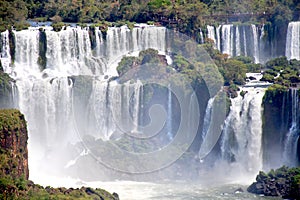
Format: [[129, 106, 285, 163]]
[[35, 177, 282, 200], [220, 81, 266, 175]]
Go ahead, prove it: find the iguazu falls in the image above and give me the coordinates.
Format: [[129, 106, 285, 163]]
[[0, 0, 300, 199]]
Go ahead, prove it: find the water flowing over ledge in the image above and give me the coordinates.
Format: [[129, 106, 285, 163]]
[[0, 22, 299, 187]]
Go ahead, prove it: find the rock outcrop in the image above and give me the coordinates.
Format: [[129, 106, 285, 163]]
[[0, 109, 29, 179], [248, 166, 300, 199]]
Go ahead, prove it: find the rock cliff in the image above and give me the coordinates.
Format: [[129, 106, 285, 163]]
[[0, 109, 28, 180]]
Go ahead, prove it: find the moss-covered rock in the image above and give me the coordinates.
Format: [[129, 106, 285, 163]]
[[52, 22, 65, 32], [0, 109, 28, 180], [8, 29, 15, 64], [248, 166, 300, 199], [38, 28, 47, 71]]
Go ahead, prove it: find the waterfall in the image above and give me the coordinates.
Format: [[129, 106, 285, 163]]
[[283, 89, 299, 166], [0, 30, 11, 73], [167, 86, 172, 140], [221, 25, 233, 56], [235, 26, 241, 56], [45, 26, 104, 76], [201, 97, 215, 141], [0, 25, 167, 178], [207, 25, 217, 47], [199, 28, 204, 44], [251, 25, 259, 63], [205, 24, 271, 63], [220, 87, 266, 174], [14, 29, 40, 77], [286, 22, 300, 60], [242, 26, 247, 56]]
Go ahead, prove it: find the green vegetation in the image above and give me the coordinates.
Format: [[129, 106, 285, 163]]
[[117, 48, 171, 83], [248, 166, 300, 199], [0, 0, 299, 36], [52, 21, 65, 32], [261, 56, 300, 87], [0, 109, 26, 131], [201, 41, 262, 97], [0, 178, 118, 200]]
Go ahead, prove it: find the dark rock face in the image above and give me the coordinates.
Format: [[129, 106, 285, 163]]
[[248, 166, 300, 199], [262, 88, 294, 169], [0, 109, 29, 180], [0, 70, 15, 109]]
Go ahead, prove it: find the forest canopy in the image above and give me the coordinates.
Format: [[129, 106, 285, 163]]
[[0, 0, 300, 33]]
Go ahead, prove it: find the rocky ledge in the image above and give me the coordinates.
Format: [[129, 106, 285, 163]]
[[247, 166, 300, 199], [0, 109, 119, 199]]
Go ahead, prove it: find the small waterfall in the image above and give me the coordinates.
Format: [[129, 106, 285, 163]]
[[235, 26, 241, 56], [286, 22, 300, 60], [199, 28, 204, 44], [242, 27, 247, 56], [11, 82, 18, 108], [207, 25, 217, 47], [251, 25, 259, 63], [259, 25, 266, 63], [201, 97, 215, 141], [216, 26, 221, 51], [220, 87, 266, 174], [0, 30, 11, 73], [221, 25, 233, 56], [283, 89, 299, 166], [132, 81, 143, 133], [13, 29, 40, 77], [167, 86, 172, 140]]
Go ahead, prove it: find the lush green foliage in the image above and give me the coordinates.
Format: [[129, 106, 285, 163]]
[[0, 109, 26, 131], [248, 166, 300, 198], [262, 56, 300, 87], [1, 0, 300, 35]]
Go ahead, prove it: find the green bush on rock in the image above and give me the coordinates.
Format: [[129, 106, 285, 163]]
[[248, 166, 300, 199]]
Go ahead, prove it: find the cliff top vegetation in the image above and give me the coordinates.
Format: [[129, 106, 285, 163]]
[[1, 0, 300, 34]]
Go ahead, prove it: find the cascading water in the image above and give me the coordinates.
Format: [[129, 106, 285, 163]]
[[286, 21, 300, 60], [220, 85, 266, 176], [207, 25, 217, 47], [167, 86, 172, 140], [0, 30, 11, 73], [205, 24, 267, 63], [0, 25, 168, 179], [283, 89, 299, 166], [221, 24, 233, 56], [2, 21, 300, 196], [201, 97, 215, 141], [251, 25, 259, 63], [235, 26, 241, 56]]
